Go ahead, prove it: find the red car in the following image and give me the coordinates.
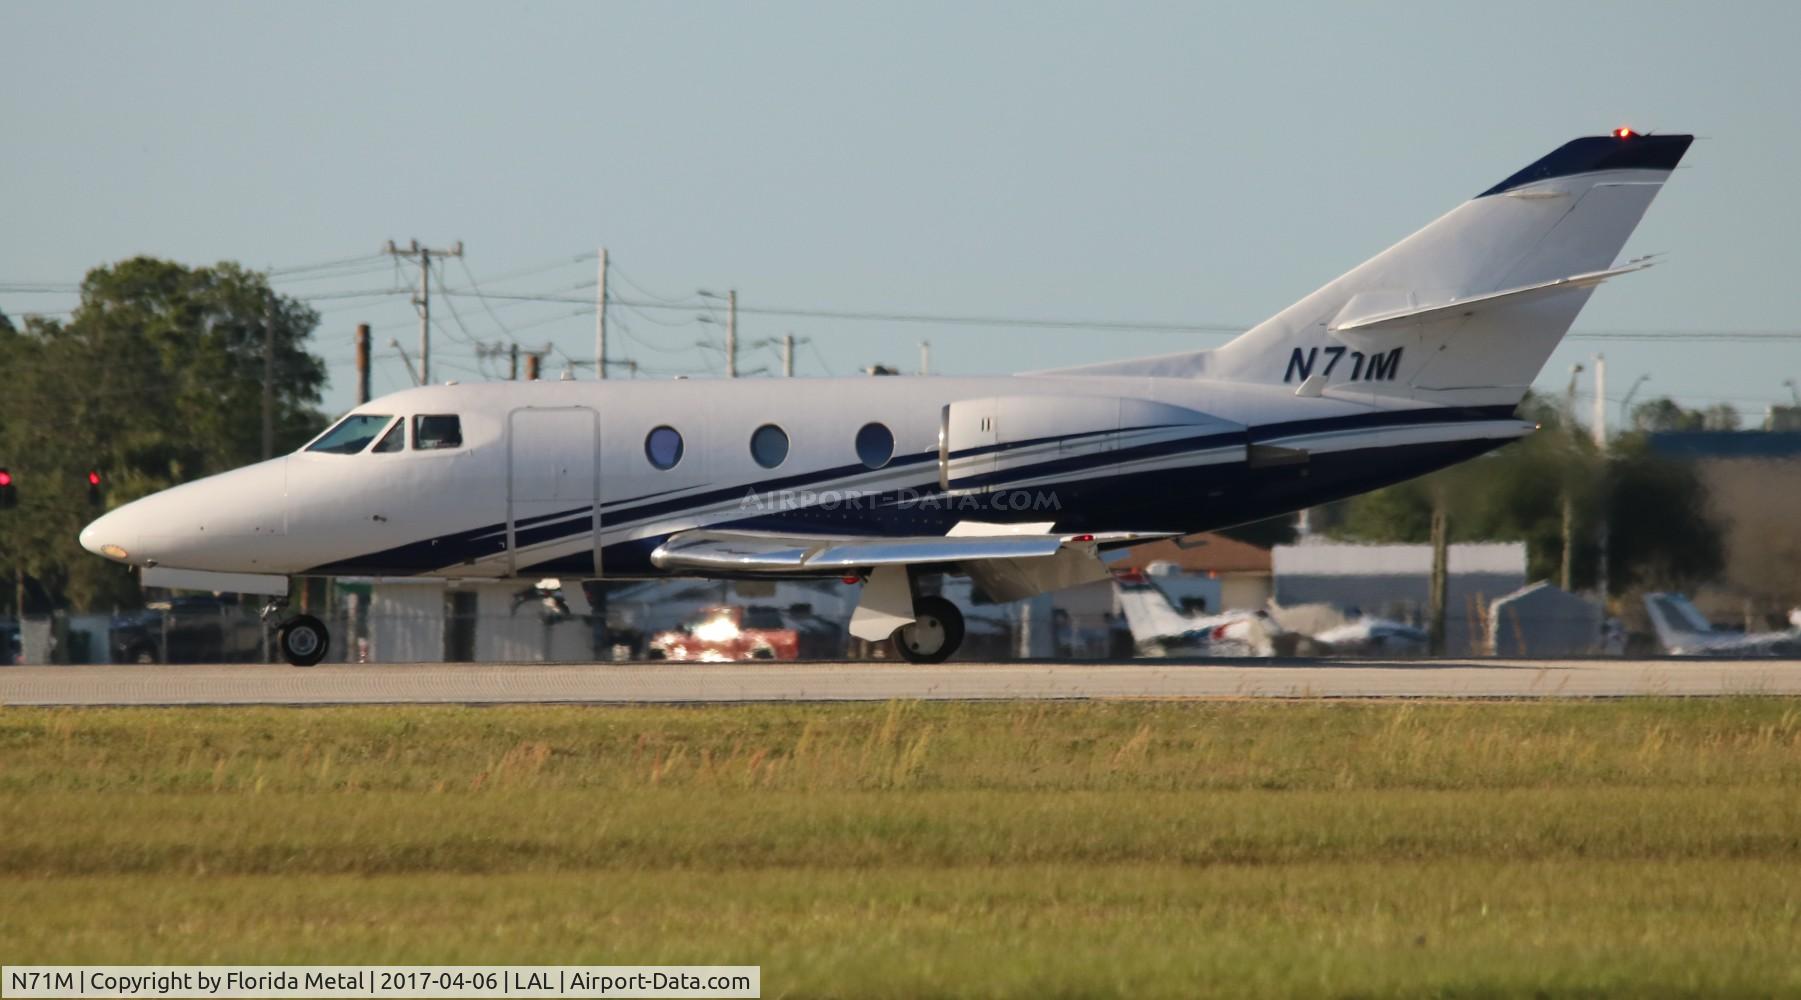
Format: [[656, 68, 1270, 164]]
[[648, 605, 801, 662]]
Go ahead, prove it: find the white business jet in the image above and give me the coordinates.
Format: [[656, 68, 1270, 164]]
[[81, 130, 1693, 665]]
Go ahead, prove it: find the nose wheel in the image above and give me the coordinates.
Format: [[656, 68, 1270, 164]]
[[889, 595, 965, 664], [276, 614, 329, 667]]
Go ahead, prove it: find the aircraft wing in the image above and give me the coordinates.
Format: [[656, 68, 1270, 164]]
[[649, 527, 1170, 574], [653, 525, 1177, 642]]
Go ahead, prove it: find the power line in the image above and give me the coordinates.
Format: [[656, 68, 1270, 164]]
[[805, 339, 834, 375], [267, 262, 398, 286], [1566, 330, 1801, 342], [267, 252, 388, 277], [12, 259, 1801, 342], [608, 263, 700, 306], [419, 283, 1801, 341], [613, 314, 711, 358], [295, 286, 412, 302], [430, 264, 489, 347], [435, 287, 1250, 333], [452, 253, 595, 288], [382, 239, 464, 384], [454, 256, 516, 340]]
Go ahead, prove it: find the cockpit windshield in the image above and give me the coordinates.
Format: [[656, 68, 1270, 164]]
[[306, 414, 393, 454]]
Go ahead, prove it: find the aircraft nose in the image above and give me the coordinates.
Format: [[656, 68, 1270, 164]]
[[77, 458, 289, 570], [80, 507, 139, 563]]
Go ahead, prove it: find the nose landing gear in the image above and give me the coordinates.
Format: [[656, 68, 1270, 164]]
[[276, 615, 330, 667], [262, 598, 329, 667]]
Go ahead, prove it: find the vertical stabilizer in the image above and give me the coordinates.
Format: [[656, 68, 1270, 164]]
[[1050, 132, 1692, 409]]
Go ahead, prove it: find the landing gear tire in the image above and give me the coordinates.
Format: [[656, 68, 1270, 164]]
[[277, 614, 329, 667], [889, 596, 964, 664]]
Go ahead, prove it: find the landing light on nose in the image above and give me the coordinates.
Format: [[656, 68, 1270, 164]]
[[79, 515, 129, 563]]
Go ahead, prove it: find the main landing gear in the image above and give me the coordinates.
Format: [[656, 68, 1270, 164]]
[[849, 567, 968, 664], [263, 599, 329, 667], [889, 595, 965, 664]]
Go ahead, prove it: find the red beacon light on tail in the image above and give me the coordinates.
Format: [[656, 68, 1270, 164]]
[[1613, 126, 1636, 139]]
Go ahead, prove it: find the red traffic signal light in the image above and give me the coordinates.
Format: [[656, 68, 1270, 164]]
[[0, 468, 14, 510], [86, 470, 103, 508], [87, 470, 101, 487], [0, 469, 11, 488]]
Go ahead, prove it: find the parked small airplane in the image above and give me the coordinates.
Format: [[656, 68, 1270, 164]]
[[1309, 615, 1431, 657], [1643, 593, 1801, 657], [1112, 571, 1295, 656], [82, 130, 1693, 665], [1112, 572, 1427, 657]]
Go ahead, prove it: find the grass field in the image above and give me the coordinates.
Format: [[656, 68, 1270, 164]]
[[3, 699, 1800, 997]]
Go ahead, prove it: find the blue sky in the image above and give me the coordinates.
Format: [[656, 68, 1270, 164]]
[[4, 1, 1797, 423]]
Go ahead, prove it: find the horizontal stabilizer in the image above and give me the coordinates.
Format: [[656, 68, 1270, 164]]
[[1328, 259, 1656, 336]]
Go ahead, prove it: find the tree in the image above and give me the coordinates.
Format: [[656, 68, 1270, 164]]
[[1631, 396, 1703, 433], [0, 258, 329, 612], [1602, 437, 1724, 593], [1320, 395, 1723, 597], [1702, 403, 1741, 431]]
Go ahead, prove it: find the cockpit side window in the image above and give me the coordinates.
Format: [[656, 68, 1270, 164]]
[[306, 414, 392, 454], [371, 419, 406, 453], [413, 414, 462, 450]]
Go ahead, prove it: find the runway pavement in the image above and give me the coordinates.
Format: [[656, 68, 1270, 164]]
[[3, 658, 1800, 705]]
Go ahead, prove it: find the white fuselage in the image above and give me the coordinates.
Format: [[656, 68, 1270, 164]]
[[79, 373, 1528, 581]]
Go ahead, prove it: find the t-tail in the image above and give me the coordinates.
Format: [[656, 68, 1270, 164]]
[[1057, 130, 1693, 409], [1644, 591, 1716, 652]]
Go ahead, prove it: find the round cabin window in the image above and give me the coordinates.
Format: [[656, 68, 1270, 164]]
[[855, 422, 894, 469], [750, 424, 789, 469], [645, 426, 684, 469]]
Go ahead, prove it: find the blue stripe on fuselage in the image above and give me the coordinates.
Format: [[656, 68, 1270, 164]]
[[305, 406, 1521, 576]]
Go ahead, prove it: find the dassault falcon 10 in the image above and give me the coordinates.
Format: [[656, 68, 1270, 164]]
[[82, 130, 1693, 665]]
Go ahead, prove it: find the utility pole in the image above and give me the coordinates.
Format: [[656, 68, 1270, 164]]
[[782, 334, 795, 378], [1427, 497, 1449, 655], [383, 239, 463, 385], [919, 340, 931, 376], [1560, 360, 1585, 593], [354, 324, 372, 405], [1590, 353, 1607, 449], [525, 352, 541, 381], [726, 289, 736, 378], [698, 289, 740, 377], [1559, 495, 1574, 591], [1592, 353, 1610, 606], [509, 343, 520, 380], [261, 291, 275, 460], [595, 248, 608, 380]]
